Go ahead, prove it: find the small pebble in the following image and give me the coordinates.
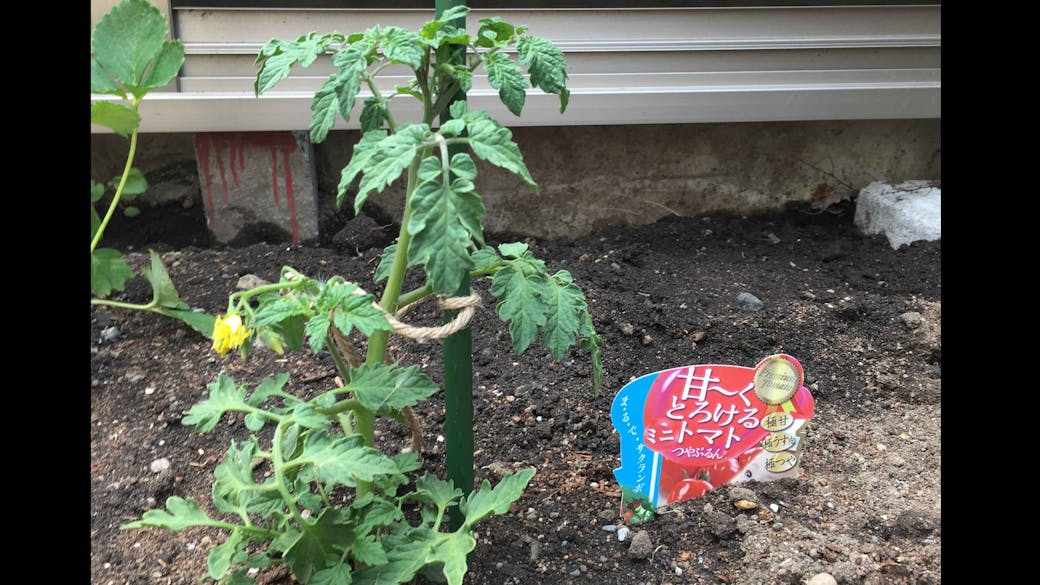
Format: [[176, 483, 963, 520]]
[[620, 323, 635, 336], [766, 232, 781, 244], [728, 487, 757, 504], [616, 526, 630, 541], [590, 481, 599, 488], [150, 458, 171, 473], [126, 373, 144, 383], [769, 503, 780, 513], [736, 292, 764, 311], [100, 326, 120, 343], [641, 334, 653, 346], [806, 573, 838, 585], [628, 530, 653, 560], [186, 542, 196, 551], [236, 274, 271, 290], [602, 525, 617, 532], [674, 566, 683, 576], [144, 386, 155, 395], [570, 569, 581, 577], [436, 435, 445, 443], [899, 311, 924, 329]]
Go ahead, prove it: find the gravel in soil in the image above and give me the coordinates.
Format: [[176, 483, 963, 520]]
[[91, 204, 940, 585]]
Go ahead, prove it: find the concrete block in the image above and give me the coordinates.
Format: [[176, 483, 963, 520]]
[[194, 131, 319, 245], [854, 180, 941, 249]]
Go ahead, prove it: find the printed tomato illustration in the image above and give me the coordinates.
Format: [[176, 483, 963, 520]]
[[669, 478, 713, 503]]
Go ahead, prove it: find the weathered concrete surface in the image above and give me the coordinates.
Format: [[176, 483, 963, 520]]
[[317, 119, 941, 239], [854, 180, 941, 249], [193, 131, 320, 245]]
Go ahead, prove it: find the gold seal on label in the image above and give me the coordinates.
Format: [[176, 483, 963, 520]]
[[753, 356, 801, 405], [764, 452, 798, 473]]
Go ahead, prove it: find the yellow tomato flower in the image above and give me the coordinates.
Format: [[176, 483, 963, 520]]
[[212, 313, 250, 356]]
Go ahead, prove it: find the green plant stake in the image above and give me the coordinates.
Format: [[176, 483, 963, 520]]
[[124, 8, 603, 583], [435, 0, 474, 532], [90, 0, 214, 338]]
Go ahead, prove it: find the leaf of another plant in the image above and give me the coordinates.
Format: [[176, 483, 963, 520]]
[[141, 249, 182, 309], [161, 309, 215, 339], [483, 51, 527, 117], [91, 248, 134, 297], [109, 168, 148, 196], [123, 206, 140, 218], [91, 101, 140, 137], [140, 39, 186, 89], [91, 0, 168, 87], [119, 496, 216, 531], [91, 57, 123, 96]]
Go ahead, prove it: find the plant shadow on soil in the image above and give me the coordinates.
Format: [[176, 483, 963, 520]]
[[91, 201, 940, 585]]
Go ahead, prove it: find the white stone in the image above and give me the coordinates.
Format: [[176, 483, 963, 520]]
[[854, 180, 940, 249]]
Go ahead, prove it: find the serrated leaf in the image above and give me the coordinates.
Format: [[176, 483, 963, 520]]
[[120, 496, 215, 531], [290, 403, 331, 429], [437, 5, 470, 24], [490, 261, 551, 355], [438, 118, 465, 137], [91, 0, 169, 87], [579, 313, 604, 394], [299, 430, 399, 487], [497, 242, 528, 259], [392, 451, 422, 474], [226, 569, 255, 585], [162, 308, 215, 339], [465, 114, 535, 189], [353, 535, 389, 567], [309, 81, 342, 144], [337, 130, 386, 208], [285, 510, 355, 583], [539, 271, 585, 361], [470, 247, 501, 272], [305, 312, 331, 353], [247, 372, 291, 407], [460, 468, 536, 526], [182, 374, 248, 433], [91, 248, 134, 297], [475, 17, 517, 48], [360, 98, 389, 133], [281, 423, 302, 461], [212, 440, 259, 513], [414, 474, 463, 510], [348, 364, 439, 414], [140, 39, 185, 89], [344, 124, 429, 213], [91, 101, 140, 136], [253, 296, 309, 328], [381, 26, 423, 69], [518, 35, 570, 113], [312, 560, 352, 585], [141, 249, 182, 308], [91, 57, 123, 96], [429, 532, 477, 585], [207, 531, 244, 580], [483, 51, 527, 117], [328, 286, 392, 337], [353, 560, 422, 585], [407, 158, 485, 293], [357, 500, 403, 533], [374, 242, 397, 283], [255, 33, 337, 96]]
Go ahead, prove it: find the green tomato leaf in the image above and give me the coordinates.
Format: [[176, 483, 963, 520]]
[[162, 308, 216, 339], [356, 500, 404, 534], [299, 430, 399, 487], [281, 423, 302, 461], [470, 247, 501, 272], [91, 0, 169, 87], [465, 113, 535, 190], [244, 412, 265, 431], [182, 374, 248, 433], [305, 312, 331, 353], [413, 474, 463, 511], [253, 296, 310, 328], [360, 97, 389, 133], [380, 26, 423, 69], [343, 124, 429, 213], [207, 530, 244, 580], [90, 101, 140, 136], [460, 467, 536, 527], [120, 496, 216, 531], [309, 79, 344, 144], [290, 403, 331, 430], [225, 569, 256, 585], [539, 270, 585, 361], [312, 560, 353, 585], [91, 248, 134, 297], [483, 51, 527, 117], [437, 5, 470, 25], [407, 159, 485, 294], [284, 510, 355, 583], [337, 130, 386, 208], [438, 118, 465, 137], [352, 535, 389, 567], [325, 284, 392, 337], [141, 249, 183, 309], [490, 259, 551, 355], [255, 33, 339, 96], [475, 17, 517, 48], [374, 242, 397, 283], [212, 440, 259, 513], [518, 35, 570, 113], [429, 532, 477, 585], [247, 372, 290, 407], [497, 242, 528, 259], [348, 364, 439, 414]]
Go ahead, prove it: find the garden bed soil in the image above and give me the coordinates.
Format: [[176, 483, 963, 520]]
[[91, 202, 940, 585]]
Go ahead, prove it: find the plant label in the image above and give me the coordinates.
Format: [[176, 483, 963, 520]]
[[611, 354, 815, 524]]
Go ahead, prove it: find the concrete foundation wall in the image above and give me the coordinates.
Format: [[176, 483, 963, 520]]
[[92, 119, 940, 241]]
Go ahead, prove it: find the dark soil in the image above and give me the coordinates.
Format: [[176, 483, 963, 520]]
[[91, 203, 940, 585]]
